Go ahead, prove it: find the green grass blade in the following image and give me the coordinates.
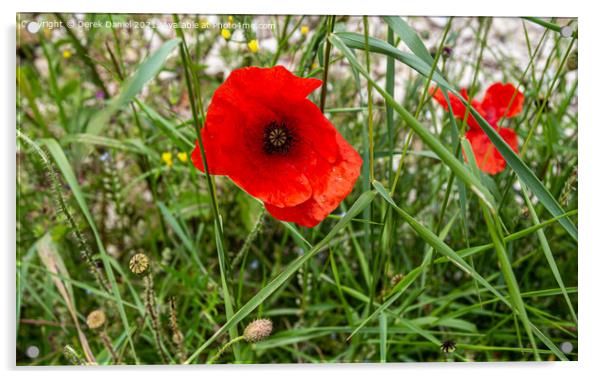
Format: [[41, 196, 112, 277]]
[[521, 185, 578, 324], [466, 103, 578, 241], [383, 16, 434, 65], [157, 201, 207, 275], [136, 100, 194, 151], [379, 312, 387, 363], [348, 267, 422, 340], [334, 32, 453, 91]]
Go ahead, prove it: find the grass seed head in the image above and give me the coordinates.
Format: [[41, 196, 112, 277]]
[[243, 319, 273, 343]]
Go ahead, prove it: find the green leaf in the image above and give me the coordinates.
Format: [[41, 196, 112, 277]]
[[62, 133, 158, 158]]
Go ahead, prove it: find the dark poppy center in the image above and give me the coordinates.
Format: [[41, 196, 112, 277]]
[[263, 122, 293, 155]]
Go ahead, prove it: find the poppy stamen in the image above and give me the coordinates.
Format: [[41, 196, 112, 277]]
[[263, 122, 293, 155]]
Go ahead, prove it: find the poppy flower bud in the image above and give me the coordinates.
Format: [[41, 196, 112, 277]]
[[86, 309, 106, 329], [243, 319, 273, 343], [442, 45, 453, 59], [129, 253, 150, 275]]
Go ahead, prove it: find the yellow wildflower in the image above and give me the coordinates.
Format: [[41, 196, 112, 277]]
[[62, 50, 72, 59], [177, 152, 188, 162], [248, 39, 259, 53], [300, 25, 309, 35], [221, 29, 231, 40], [162, 152, 173, 167]]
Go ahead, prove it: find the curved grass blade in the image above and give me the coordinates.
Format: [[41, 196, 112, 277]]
[[136, 100, 194, 151], [62, 133, 158, 158], [335, 32, 453, 91], [466, 104, 578, 241], [382, 16, 434, 66]]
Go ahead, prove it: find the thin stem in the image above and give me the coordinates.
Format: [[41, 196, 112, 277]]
[[319, 16, 336, 113], [363, 16, 375, 183], [206, 336, 245, 364]]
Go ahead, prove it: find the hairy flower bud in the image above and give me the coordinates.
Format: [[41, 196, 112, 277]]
[[86, 309, 106, 329], [243, 319, 273, 343]]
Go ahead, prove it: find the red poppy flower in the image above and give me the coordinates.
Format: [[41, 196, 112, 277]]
[[432, 83, 524, 174], [191, 66, 362, 227]]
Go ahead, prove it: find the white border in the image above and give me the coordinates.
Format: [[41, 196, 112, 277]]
[[4, 1, 600, 378]]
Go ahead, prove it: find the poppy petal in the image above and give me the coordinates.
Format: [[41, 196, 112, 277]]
[[480, 83, 524, 123], [265, 133, 362, 227], [465, 128, 518, 175], [431, 87, 482, 129], [223, 65, 322, 104]]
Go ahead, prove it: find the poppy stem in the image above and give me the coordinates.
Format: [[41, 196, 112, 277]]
[[319, 15, 336, 113], [173, 14, 239, 362]]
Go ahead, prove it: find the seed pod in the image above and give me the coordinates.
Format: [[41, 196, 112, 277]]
[[440, 340, 457, 354], [243, 319, 273, 343], [129, 253, 150, 275], [86, 309, 106, 329]]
